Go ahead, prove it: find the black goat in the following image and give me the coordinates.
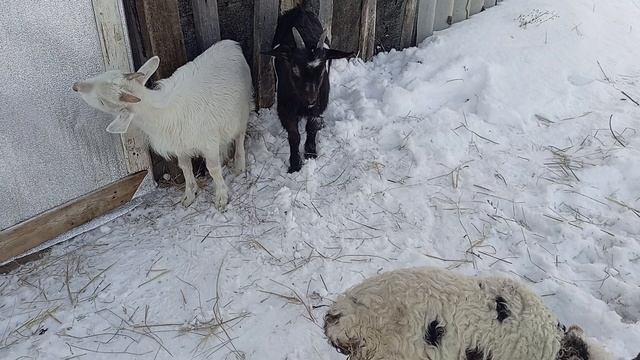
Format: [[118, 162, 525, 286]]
[[263, 5, 352, 173]]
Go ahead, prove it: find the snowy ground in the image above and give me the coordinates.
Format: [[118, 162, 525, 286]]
[[2, 0, 640, 359]]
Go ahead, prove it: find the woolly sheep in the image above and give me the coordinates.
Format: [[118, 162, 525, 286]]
[[324, 267, 614, 360], [73, 40, 253, 209]]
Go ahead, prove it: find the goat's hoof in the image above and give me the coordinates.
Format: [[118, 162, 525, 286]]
[[233, 164, 246, 176], [214, 191, 229, 210], [288, 164, 302, 173], [181, 193, 196, 207], [304, 152, 317, 159]]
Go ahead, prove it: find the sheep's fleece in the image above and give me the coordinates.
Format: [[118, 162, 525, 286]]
[[324, 267, 613, 360]]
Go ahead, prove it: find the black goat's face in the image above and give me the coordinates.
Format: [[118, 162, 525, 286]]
[[264, 27, 352, 107]]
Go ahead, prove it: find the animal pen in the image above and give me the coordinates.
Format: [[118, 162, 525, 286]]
[[0, 0, 502, 265]]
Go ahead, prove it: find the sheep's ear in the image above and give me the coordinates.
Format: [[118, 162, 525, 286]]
[[326, 49, 353, 60], [106, 112, 134, 134], [136, 56, 160, 84]]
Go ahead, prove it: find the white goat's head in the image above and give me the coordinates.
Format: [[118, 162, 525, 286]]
[[72, 56, 160, 133]]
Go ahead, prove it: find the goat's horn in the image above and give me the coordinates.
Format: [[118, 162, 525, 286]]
[[317, 29, 328, 49], [292, 27, 306, 49]]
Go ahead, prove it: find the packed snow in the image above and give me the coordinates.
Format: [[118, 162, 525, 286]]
[[2, 0, 640, 359]]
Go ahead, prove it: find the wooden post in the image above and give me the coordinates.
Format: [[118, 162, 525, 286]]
[[254, 0, 279, 108], [192, 0, 221, 50], [359, 0, 376, 59], [400, 0, 418, 49], [92, 0, 151, 174], [122, 0, 188, 182], [416, 0, 436, 44]]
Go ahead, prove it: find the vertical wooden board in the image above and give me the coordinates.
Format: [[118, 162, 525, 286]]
[[318, 0, 334, 39], [400, 0, 418, 49], [218, 0, 254, 62], [433, 0, 454, 30], [359, 0, 376, 59], [191, 0, 221, 51], [416, 0, 436, 44], [332, 0, 363, 54], [375, 0, 405, 53], [451, 0, 468, 24], [122, 0, 188, 182], [254, 0, 278, 108], [92, 0, 150, 174], [469, 0, 484, 16], [177, 0, 200, 61]]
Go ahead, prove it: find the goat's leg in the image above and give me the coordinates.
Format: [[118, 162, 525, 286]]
[[177, 155, 198, 207], [284, 118, 302, 173], [203, 147, 229, 210], [233, 132, 246, 175], [304, 117, 323, 159]]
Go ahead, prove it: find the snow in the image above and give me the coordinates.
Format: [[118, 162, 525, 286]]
[[2, 0, 640, 359]]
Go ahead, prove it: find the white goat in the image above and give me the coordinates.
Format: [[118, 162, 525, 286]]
[[73, 40, 253, 209], [324, 267, 613, 360]]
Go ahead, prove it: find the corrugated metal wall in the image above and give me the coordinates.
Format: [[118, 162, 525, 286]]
[[0, 0, 127, 229]]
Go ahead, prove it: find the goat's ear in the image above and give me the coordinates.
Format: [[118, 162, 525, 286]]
[[261, 47, 290, 59], [119, 92, 141, 103], [106, 112, 134, 134], [326, 49, 353, 60], [136, 56, 160, 84]]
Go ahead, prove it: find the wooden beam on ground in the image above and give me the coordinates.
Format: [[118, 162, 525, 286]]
[[192, 0, 221, 50], [0, 171, 147, 264], [254, 0, 279, 108], [359, 0, 376, 59], [122, 0, 188, 182], [92, 0, 151, 174]]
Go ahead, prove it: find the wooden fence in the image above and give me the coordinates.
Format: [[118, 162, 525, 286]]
[[121, 0, 502, 180]]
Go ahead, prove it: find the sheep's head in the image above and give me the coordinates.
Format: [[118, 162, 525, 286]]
[[72, 56, 160, 133], [557, 325, 612, 360], [323, 297, 383, 360], [263, 27, 351, 108]]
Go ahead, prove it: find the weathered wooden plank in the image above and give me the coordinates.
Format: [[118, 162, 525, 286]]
[[433, 0, 454, 31], [318, 0, 333, 38], [122, 0, 188, 182], [192, 0, 221, 50], [254, 0, 279, 108], [469, 0, 484, 16], [359, 0, 376, 59], [0, 171, 147, 264], [451, 0, 468, 24], [332, 0, 363, 55], [217, 0, 254, 61], [400, 0, 418, 49], [416, 0, 437, 44], [92, 0, 150, 174], [178, 0, 200, 61], [484, 0, 496, 8]]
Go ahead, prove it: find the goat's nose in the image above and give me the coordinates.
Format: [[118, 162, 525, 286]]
[[72, 82, 79, 92]]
